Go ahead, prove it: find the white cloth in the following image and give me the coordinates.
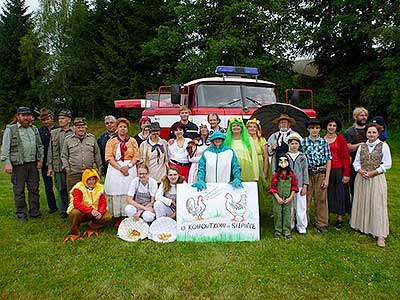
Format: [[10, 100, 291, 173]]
[[188, 143, 208, 183], [202, 149, 234, 183], [127, 177, 158, 197], [104, 160, 137, 195], [168, 138, 191, 163], [353, 140, 392, 174], [154, 201, 174, 219], [291, 186, 308, 233], [125, 205, 155, 223]]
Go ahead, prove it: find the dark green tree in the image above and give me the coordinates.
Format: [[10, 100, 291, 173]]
[[296, 0, 400, 122], [0, 0, 34, 118]]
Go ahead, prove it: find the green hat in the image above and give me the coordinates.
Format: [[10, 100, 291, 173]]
[[58, 109, 72, 118], [73, 117, 86, 125]]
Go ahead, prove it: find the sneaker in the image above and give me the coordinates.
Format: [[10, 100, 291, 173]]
[[18, 217, 28, 223], [316, 226, 328, 233], [284, 233, 292, 239], [334, 221, 343, 231], [274, 232, 282, 239]]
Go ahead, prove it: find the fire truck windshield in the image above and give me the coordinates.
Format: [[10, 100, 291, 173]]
[[195, 84, 276, 108]]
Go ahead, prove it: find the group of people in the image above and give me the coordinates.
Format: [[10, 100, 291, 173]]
[[0, 105, 392, 247]]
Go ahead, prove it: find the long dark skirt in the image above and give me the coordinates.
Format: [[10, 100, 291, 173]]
[[328, 168, 351, 215]]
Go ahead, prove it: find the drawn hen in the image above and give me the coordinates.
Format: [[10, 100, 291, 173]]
[[225, 193, 247, 222], [186, 195, 206, 220]]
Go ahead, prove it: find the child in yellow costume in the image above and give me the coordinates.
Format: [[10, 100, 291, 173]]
[[64, 168, 111, 241]]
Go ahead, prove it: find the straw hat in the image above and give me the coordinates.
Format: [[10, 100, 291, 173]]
[[272, 114, 296, 126]]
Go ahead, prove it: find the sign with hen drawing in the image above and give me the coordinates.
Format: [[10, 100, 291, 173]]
[[176, 182, 259, 242]]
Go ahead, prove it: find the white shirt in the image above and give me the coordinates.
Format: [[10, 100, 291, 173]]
[[127, 177, 158, 197], [168, 138, 191, 163], [353, 139, 392, 174]]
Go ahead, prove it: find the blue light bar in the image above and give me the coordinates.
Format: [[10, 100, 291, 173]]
[[215, 66, 260, 76]]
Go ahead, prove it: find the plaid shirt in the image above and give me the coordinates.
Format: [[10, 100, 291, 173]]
[[301, 136, 332, 167]]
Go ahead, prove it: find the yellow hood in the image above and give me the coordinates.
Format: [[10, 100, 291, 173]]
[[81, 168, 100, 188]]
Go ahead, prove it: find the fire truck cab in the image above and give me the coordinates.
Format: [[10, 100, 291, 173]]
[[114, 66, 315, 139]]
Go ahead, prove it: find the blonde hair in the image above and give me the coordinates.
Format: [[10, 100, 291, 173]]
[[353, 107, 368, 118], [179, 105, 191, 113]]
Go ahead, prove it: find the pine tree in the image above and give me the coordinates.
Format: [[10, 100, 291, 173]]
[[0, 0, 33, 117]]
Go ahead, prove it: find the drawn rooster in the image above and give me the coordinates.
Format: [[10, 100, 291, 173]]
[[225, 193, 247, 222], [186, 195, 206, 220]]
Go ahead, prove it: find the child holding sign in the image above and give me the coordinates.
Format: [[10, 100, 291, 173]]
[[269, 154, 299, 239]]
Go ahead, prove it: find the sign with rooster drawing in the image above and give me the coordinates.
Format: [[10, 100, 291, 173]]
[[176, 182, 259, 242]]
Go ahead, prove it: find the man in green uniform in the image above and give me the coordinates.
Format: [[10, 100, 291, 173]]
[[1, 107, 44, 222]]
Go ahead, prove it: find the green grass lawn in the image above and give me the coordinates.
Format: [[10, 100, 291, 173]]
[[0, 123, 399, 299]]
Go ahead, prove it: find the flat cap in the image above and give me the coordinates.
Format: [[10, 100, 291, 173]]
[[17, 107, 32, 114], [73, 117, 86, 125], [58, 109, 72, 118], [38, 108, 54, 120]]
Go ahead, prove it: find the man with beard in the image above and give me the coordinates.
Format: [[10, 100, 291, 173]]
[[344, 107, 368, 196], [1, 107, 44, 222], [268, 114, 300, 173]]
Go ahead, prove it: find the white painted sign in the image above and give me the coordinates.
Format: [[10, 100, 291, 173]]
[[177, 182, 260, 242]]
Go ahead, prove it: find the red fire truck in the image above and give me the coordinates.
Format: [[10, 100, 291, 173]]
[[114, 66, 316, 139]]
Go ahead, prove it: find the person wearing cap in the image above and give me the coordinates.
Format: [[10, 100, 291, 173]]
[[1, 107, 44, 222], [97, 115, 117, 176], [61, 117, 102, 194], [372, 116, 387, 142], [64, 168, 111, 242], [323, 115, 351, 230], [193, 131, 242, 191], [344, 107, 368, 197], [134, 116, 151, 146], [104, 117, 140, 228], [267, 114, 300, 173], [301, 118, 332, 233], [47, 109, 74, 218], [38, 108, 58, 214], [168, 105, 199, 140], [187, 120, 211, 183], [139, 121, 169, 183], [287, 133, 309, 235]]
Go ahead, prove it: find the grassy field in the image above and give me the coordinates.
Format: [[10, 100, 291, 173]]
[[0, 121, 399, 299]]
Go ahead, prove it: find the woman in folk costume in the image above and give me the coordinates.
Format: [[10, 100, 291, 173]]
[[350, 123, 392, 248], [187, 120, 211, 183], [65, 168, 111, 242], [246, 118, 269, 200], [224, 117, 258, 182], [104, 117, 140, 228], [139, 122, 169, 183]]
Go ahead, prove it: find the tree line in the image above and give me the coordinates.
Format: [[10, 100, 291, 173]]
[[0, 0, 399, 125]]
